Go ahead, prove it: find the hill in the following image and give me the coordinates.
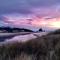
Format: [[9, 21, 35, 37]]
[[0, 27, 34, 33]]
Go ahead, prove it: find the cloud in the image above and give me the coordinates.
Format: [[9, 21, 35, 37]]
[[1, 14, 60, 30], [28, 0, 58, 7], [0, 0, 60, 30], [0, 0, 32, 15], [0, 0, 60, 15]]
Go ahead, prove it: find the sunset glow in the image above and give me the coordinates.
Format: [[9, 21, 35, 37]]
[[50, 22, 60, 28], [1, 15, 60, 30]]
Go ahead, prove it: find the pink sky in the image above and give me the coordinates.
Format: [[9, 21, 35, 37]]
[[0, 6, 60, 31], [1, 14, 60, 31], [0, 0, 60, 31]]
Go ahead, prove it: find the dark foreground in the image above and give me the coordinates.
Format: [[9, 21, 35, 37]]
[[0, 30, 60, 60]]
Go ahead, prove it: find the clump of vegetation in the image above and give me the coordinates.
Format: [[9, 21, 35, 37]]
[[0, 29, 60, 60], [47, 29, 60, 35]]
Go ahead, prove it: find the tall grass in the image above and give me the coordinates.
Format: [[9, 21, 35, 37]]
[[0, 29, 60, 60]]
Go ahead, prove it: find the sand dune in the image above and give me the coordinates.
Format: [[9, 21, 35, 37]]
[[0, 32, 48, 45], [5, 32, 48, 43]]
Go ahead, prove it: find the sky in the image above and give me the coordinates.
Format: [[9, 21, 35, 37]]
[[0, 0, 60, 31]]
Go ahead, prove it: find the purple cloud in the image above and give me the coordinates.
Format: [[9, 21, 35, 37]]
[[0, 0, 60, 15]]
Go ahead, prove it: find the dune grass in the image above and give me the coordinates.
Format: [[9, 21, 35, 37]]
[[0, 29, 60, 60]]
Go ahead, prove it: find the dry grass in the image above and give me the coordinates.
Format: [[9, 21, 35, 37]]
[[0, 29, 60, 60]]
